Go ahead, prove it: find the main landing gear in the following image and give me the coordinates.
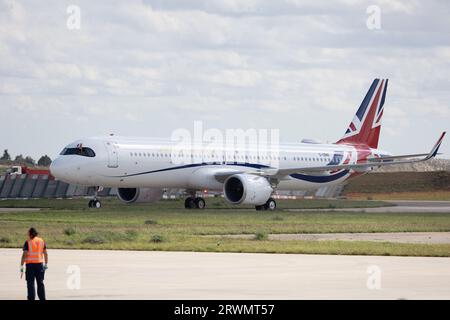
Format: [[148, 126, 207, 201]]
[[184, 196, 206, 209], [255, 198, 277, 211]]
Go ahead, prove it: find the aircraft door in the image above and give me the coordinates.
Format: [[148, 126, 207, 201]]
[[105, 141, 119, 168]]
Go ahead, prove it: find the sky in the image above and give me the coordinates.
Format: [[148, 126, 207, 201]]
[[0, 0, 449, 160]]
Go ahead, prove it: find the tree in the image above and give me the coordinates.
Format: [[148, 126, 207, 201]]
[[37, 155, 52, 167], [0, 149, 11, 161], [24, 156, 35, 166], [14, 154, 25, 164]]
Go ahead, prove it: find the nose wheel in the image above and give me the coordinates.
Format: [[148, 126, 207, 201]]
[[184, 197, 206, 209], [88, 199, 102, 209], [88, 186, 103, 209]]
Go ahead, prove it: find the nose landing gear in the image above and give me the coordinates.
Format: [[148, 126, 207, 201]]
[[88, 186, 103, 209], [88, 199, 102, 208]]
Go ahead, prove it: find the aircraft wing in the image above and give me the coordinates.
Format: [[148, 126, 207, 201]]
[[214, 169, 246, 182], [271, 131, 446, 177], [367, 153, 440, 161]]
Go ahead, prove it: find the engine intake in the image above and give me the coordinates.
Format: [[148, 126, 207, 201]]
[[223, 174, 273, 205]]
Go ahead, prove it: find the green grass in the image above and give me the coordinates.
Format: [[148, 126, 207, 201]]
[[254, 231, 268, 241], [0, 198, 449, 256]]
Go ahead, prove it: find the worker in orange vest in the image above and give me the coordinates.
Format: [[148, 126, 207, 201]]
[[20, 227, 48, 300]]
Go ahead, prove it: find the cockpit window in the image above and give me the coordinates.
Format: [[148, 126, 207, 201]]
[[60, 147, 96, 157]]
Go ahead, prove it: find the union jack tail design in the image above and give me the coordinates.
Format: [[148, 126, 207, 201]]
[[337, 79, 388, 149]]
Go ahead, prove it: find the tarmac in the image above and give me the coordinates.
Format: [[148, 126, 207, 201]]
[[1, 200, 449, 300], [1, 249, 449, 300], [2, 200, 450, 213], [218, 232, 450, 244], [287, 200, 450, 213], [0, 208, 41, 212]]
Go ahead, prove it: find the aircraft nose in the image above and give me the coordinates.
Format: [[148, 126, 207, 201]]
[[49, 158, 65, 180]]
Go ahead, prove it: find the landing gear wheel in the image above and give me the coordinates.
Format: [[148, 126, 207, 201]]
[[194, 197, 206, 209], [184, 197, 196, 209], [94, 199, 102, 209], [89, 199, 102, 209], [264, 198, 277, 211], [255, 198, 277, 211]]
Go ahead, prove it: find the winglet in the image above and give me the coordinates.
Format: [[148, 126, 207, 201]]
[[426, 131, 446, 160]]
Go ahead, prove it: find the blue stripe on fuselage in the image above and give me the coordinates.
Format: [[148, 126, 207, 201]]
[[290, 170, 349, 183], [109, 162, 272, 178]]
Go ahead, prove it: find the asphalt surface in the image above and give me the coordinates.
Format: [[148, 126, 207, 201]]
[[0, 208, 41, 212], [220, 232, 450, 244], [1, 249, 449, 300], [288, 200, 450, 213]]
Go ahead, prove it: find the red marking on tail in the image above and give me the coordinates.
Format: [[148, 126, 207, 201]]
[[337, 79, 388, 149]]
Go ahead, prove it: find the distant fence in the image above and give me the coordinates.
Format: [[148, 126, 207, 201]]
[[0, 174, 115, 199]]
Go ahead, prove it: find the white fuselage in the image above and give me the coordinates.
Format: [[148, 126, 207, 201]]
[[50, 136, 390, 191]]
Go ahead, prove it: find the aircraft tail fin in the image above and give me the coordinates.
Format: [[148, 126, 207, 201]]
[[337, 78, 388, 149]]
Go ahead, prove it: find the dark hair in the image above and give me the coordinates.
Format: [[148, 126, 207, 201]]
[[28, 227, 38, 238]]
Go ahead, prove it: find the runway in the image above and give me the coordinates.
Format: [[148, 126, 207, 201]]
[[218, 232, 450, 244], [1, 200, 450, 214], [0, 208, 41, 212], [1, 249, 449, 300], [287, 200, 450, 213]]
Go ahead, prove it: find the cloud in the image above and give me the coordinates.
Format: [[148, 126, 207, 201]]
[[0, 0, 449, 159]]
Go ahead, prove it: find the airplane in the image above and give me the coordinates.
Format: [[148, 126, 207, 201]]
[[50, 79, 446, 210]]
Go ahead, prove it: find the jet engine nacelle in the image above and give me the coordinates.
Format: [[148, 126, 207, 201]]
[[117, 187, 163, 204], [223, 174, 273, 206]]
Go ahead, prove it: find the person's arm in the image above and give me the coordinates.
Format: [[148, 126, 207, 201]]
[[44, 249, 48, 265], [20, 251, 26, 278], [20, 251, 27, 266], [21, 241, 28, 268]]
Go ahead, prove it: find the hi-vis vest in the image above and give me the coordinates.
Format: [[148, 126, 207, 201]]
[[25, 237, 45, 264]]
